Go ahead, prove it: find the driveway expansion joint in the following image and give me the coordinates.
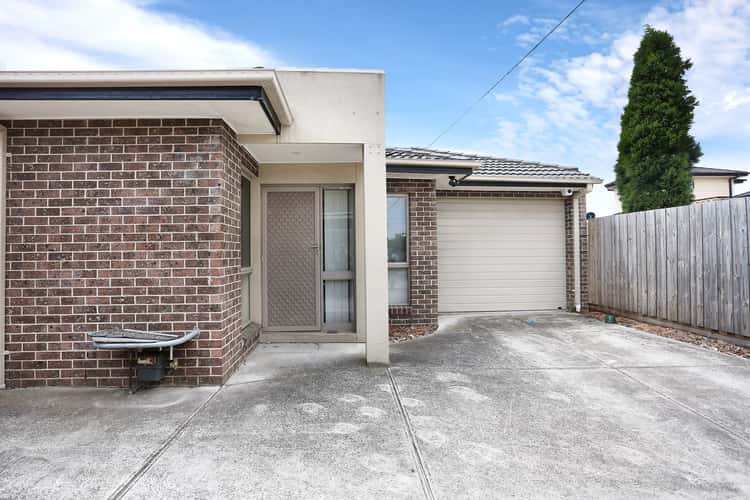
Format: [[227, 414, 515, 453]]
[[576, 345, 750, 448], [386, 363, 746, 372], [387, 368, 436, 500], [611, 366, 750, 448], [106, 385, 223, 500]]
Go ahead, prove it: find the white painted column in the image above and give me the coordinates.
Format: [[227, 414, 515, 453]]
[[362, 143, 389, 364], [0, 125, 6, 389]]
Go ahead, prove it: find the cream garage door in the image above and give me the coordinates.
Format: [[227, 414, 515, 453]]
[[438, 197, 566, 312]]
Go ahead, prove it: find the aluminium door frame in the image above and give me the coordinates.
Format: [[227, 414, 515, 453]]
[[320, 185, 356, 333]]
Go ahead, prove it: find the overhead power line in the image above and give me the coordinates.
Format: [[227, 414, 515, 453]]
[[426, 0, 587, 148]]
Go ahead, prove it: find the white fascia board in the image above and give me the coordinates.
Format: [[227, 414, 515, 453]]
[[386, 158, 481, 168], [0, 69, 293, 126]]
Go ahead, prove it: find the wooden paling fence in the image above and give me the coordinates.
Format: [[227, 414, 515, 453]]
[[588, 197, 750, 340]]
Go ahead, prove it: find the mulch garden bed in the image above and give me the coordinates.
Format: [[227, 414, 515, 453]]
[[586, 311, 750, 359], [389, 325, 437, 343]]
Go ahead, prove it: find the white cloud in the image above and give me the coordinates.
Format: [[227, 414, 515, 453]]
[[644, 0, 750, 138], [508, 16, 601, 48], [0, 0, 275, 70], [483, 0, 750, 216], [723, 88, 750, 110], [513, 18, 560, 47], [494, 92, 519, 104], [500, 14, 530, 27]]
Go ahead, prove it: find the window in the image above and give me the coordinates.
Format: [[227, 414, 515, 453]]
[[387, 194, 408, 305], [240, 176, 252, 327], [322, 188, 355, 329]]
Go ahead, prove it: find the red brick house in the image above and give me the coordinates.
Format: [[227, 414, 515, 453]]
[[0, 69, 599, 389]]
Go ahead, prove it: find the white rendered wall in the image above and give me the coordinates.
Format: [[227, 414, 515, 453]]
[[274, 69, 384, 145], [693, 176, 731, 200]]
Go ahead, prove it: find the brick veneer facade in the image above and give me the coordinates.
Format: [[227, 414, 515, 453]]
[[1, 118, 259, 388], [386, 179, 438, 331], [387, 187, 588, 328], [565, 194, 589, 311]]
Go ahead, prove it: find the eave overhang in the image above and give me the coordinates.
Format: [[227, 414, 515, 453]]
[[693, 172, 747, 178], [0, 70, 293, 135]]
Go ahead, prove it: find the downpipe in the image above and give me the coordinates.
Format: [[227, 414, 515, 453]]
[[572, 193, 582, 312]]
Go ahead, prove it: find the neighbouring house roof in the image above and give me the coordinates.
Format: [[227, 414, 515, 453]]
[[691, 166, 749, 177], [734, 191, 750, 198], [604, 166, 750, 190], [386, 147, 600, 183]]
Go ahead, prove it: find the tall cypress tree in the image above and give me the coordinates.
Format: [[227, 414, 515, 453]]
[[614, 26, 701, 212]]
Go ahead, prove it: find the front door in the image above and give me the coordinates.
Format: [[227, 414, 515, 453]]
[[263, 188, 321, 331]]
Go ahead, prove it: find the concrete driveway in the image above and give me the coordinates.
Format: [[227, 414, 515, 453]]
[[1, 313, 749, 499]]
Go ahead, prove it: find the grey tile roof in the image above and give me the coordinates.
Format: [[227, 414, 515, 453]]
[[386, 147, 599, 182]]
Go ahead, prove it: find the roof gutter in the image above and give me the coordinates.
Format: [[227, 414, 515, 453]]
[[386, 158, 481, 168], [455, 179, 593, 189], [466, 174, 602, 184], [387, 165, 473, 175]]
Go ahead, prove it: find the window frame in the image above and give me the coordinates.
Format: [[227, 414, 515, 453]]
[[321, 185, 356, 332], [387, 193, 409, 306], [240, 171, 253, 329]]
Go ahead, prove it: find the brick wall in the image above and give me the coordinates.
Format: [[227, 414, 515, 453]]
[[1, 118, 259, 388], [386, 179, 438, 331], [565, 194, 589, 311], [384, 185, 588, 330], [216, 125, 260, 379]]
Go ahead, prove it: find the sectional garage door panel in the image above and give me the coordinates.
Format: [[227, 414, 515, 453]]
[[438, 197, 566, 312]]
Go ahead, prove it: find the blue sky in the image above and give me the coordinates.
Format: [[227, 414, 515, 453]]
[[1, 0, 749, 214]]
